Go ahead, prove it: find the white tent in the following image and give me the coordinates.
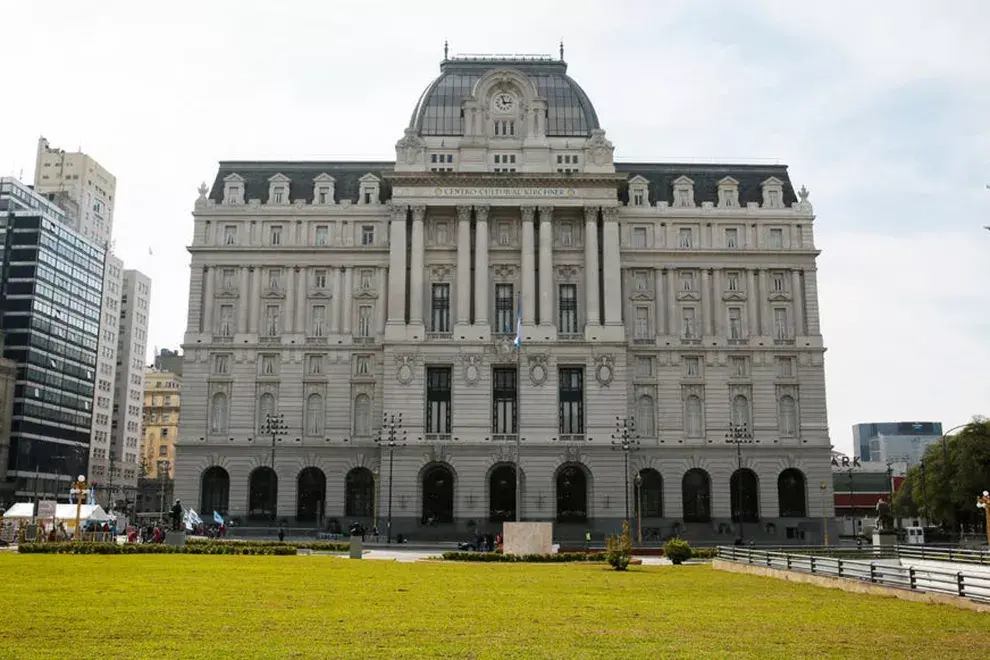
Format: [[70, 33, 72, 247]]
[[53, 504, 112, 522], [2, 503, 35, 519]]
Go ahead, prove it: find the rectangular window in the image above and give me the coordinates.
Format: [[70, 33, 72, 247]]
[[558, 368, 585, 435], [313, 269, 327, 289], [217, 305, 234, 336], [774, 308, 789, 339], [267, 268, 281, 290], [777, 357, 794, 377], [559, 223, 573, 246], [495, 284, 514, 334], [681, 308, 696, 338], [730, 356, 748, 378], [318, 188, 329, 204], [213, 354, 229, 374], [264, 305, 279, 336], [633, 192, 644, 206], [726, 271, 740, 291], [311, 305, 327, 336], [635, 357, 653, 377], [435, 222, 449, 244], [769, 228, 783, 249], [678, 228, 693, 248], [356, 355, 370, 375], [360, 269, 373, 290], [634, 307, 650, 338], [497, 222, 511, 245], [431, 283, 451, 333], [221, 268, 236, 291], [357, 305, 373, 337], [307, 355, 322, 375], [315, 225, 329, 246], [679, 272, 694, 291], [725, 227, 738, 248], [426, 367, 452, 435], [492, 367, 517, 434], [261, 354, 276, 375], [634, 271, 649, 291], [685, 357, 700, 377], [771, 271, 786, 292], [273, 188, 284, 204], [632, 227, 647, 248], [361, 225, 375, 246], [558, 284, 578, 334], [270, 226, 282, 245], [728, 307, 742, 339], [223, 225, 237, 245]]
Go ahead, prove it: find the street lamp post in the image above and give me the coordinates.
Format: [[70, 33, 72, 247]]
[[70, 475, 88, 541], [820, 481, 829, 547], [262, 412, 289, 522], [724, 423, 754, 542], [977, 491, 990, 547], [634, 473, 643, 546], [611, 416, 641, 525], [375, 412, 406, 544]]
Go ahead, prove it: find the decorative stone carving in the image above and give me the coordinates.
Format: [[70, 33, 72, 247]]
[[456, 205, 472, 222], [672, 176, 696, 208], [584, 129, 614, 167], [429, 265, 452, 281], [555, 265, 579, 282], [601, 206, 618, 222], [394, 354, 415, 385], [528, 354, 548, 386], [493, 264, 516, 280], [521, 206, 536, 222], [681, 384, 704, 400], [461, 353, 482, 386], [396, 128, 426, 165], [425, 444, 452, 466], [474, 205, 490, 222], [388, 203, 408, 222], [411, 205, 426, 222], [559, 445, 583, 464], [490, 445, 514, 465], [594, 353, 615, 386], [717, 176, 739, 208], [492, 335, 517, 360]]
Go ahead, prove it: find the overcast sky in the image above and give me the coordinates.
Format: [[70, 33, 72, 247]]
[[3, 0, 989, 454]]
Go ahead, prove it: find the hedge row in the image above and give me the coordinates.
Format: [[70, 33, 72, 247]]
[[185, 538, 349, 552], [442, 551, 607, 563], [18, 542, 296, 555]]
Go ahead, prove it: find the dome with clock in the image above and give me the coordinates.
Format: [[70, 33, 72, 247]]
[[408, 53, 601, 138]]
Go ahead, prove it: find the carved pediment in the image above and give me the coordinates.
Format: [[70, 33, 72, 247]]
[[718, 176, 739, 187], [223, 173, 244, 184], [216, 289, 239, 299], [313, 173, 336, 184], [768, 292, 792, 302], [628, 174, 650, 186], [676, 291, 701, 302], [267, 173, 291, 184], [359, 173, 381, 184], [309, 290, 332, 299], [261, 288, 286, 299], [722, 291, 747, 302], [354, 290, 378, 300], [673, 175, 695, 186], [630, 291, 654, 302]]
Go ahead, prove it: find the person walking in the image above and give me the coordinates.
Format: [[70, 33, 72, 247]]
[[278, 526, 285, 542]]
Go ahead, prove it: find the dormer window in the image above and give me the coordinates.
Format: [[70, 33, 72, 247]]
[[222, 173, 244, 204], [267, 173, 291, 205], [358, 173, 381, 205], [717, 177, 739, 208], [672, 176, 695, 208], [761, 177, 785, 209], [312, 173, 336, 205], [628, 175, 650, 207]]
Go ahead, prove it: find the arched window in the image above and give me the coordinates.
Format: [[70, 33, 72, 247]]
[[682, 468, 711, 522], [210, 393, 228, 433], [636, 395, 656, 437], [685, 395, 703, 437], [422, 465, 454, 524], [778, 396, 797, 436], [636, 468, 663, 518], [353, 394, 371, 436], [200, 466, 230, 515], [731, 395, 750, 429], [489, 464, 516, 522], [296, 467, 326, 523], [730, 468, 760, 522], [305, 394, 323, 436], [556, 464, 588, 523], [778, 468, 807, 517], [257, 393, 275, 433], [345, 467, 375, 517], [248, 467, 277, 520]]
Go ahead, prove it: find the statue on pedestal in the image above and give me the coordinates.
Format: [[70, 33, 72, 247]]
[[874, 498, 894, 533], [171, 499, 183, 532]]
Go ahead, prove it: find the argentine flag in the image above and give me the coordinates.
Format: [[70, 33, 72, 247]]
[[189, 509, 203, 526], [514, 306, 522, 347], [213, 511, 224, 525]]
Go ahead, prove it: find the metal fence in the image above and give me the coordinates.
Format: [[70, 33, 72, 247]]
[[717, 545, 990, 603]]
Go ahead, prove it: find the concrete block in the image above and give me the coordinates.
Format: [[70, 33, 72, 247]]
[[503, 522, 553, 555]]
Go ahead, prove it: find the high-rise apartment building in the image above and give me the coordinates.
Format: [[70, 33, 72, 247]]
[[852, 421, 943, 466], [89, 254, 122, 498], [0, 332, 16, 502], [33, 137, 117, 246], [110, 270, 151, 501], [142, 365, 181, 479], [0, 177, 105, 504]]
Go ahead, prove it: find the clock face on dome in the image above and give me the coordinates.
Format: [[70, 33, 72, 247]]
[[492, 93, 515, 113]]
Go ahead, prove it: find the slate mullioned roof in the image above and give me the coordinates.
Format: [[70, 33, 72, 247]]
[[207, 161, 796, 207]]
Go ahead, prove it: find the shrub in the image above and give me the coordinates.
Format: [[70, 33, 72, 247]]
[[18, 542, 298, 556], [690, 548, 716, 560], [442, 551, 606, 563], [185, 539, 349, 552], [605, 520, 633, 571], [663, 538, 692, 564]]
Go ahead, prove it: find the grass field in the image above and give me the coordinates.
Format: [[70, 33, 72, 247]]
[[0, 555, 987, 659]]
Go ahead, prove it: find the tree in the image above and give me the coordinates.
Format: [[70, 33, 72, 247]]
[[896, 418, 990, 530], [605, 520, 633, 570]]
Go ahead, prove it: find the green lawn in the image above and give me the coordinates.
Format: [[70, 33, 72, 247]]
[[0, 555, 986, 659]]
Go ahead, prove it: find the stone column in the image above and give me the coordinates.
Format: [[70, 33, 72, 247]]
[[295, 267, 306, 333], [521, 206, 536, 326], [712, 269, 724, 337], [474, 205, 490, 326], [386, 204, 407, 325], [748, 269, 760, 336], [792, 269, 805, 336], [760, 270, 772, 336], [667, 268, 677, 336], [455, 205, 472, 326], [602, 207, 623, 326], [376, 267, 387, 334], [805, 269, 821, 335], [583, 206, 600, 327], [334, 268, 345, 332], [284, 266, 295, 333], [538, 206, 554, 326], [409, 205, 426, 325], [249, 267, 261, 333], [237, 267, 250, 333], [700, 269, 710, 336], [654, 268, 664, 336], [202, 267, 214, 333], [342, 267, 353, 334]]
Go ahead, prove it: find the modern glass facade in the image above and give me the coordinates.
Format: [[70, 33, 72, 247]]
[[1, 178, 105, 502], [852, 421, 943, 462]]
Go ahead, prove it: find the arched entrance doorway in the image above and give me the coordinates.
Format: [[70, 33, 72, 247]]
[[296, 467, 326, 523], [635, 468, 663, 518], [345, 467, 375, 518], [556, 463, 588, 523], [248, 467, 277, 520], [682, 468, 711, 522], [200, 466, 230, 515], [778, 468, 807, 517], [730, 468, 760, 522], [422, 465, 454, 524], [489, 464, 516, 522]]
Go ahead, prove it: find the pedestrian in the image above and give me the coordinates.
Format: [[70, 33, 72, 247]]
[[585, 530, 591, 549], [278, 526, 285, 542]]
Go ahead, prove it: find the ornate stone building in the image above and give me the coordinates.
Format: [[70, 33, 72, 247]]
[[175, 52, 835, 543]]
